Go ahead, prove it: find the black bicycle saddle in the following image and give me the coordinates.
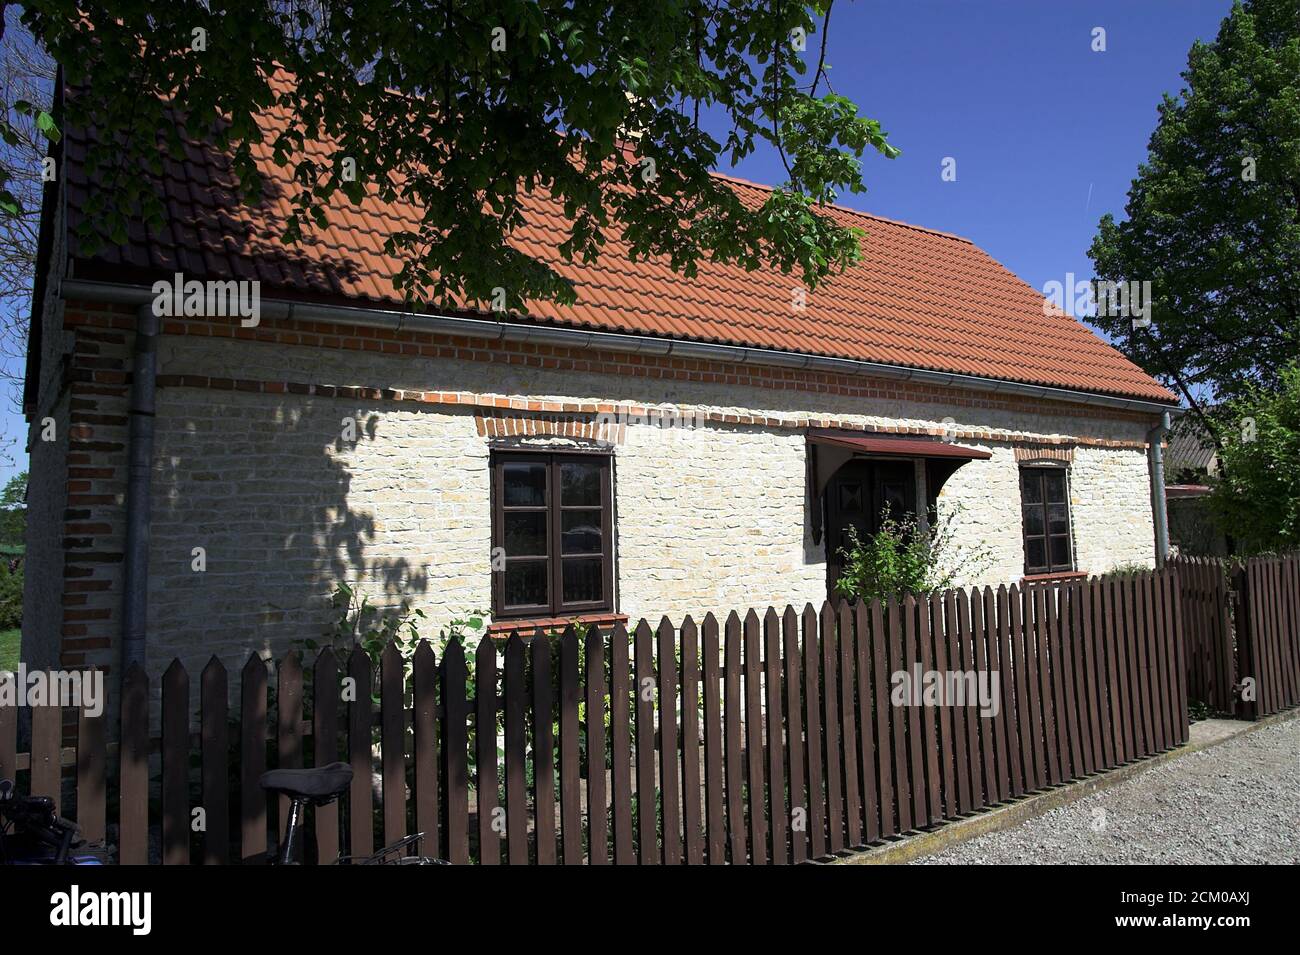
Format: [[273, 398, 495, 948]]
[[259, 762, 354, 802]]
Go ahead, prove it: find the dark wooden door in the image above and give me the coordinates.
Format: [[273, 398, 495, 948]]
[[825, 459, 918, 597]]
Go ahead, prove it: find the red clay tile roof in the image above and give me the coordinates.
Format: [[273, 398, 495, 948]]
[[61, 104, 1176, 405]]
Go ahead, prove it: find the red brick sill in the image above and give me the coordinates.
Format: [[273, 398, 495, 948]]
[[487, 612, 628, 637]]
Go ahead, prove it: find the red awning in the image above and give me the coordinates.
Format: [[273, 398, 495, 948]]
[[807, 428, 991, 460]]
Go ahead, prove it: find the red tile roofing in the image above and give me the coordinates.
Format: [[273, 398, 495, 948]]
[[61, 100, 1176, 405]]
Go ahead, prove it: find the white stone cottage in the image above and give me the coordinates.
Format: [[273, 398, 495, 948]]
[[22, 104, 1180, 688]]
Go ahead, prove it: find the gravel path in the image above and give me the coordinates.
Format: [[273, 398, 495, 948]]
[[916, 717, 1300, 864]]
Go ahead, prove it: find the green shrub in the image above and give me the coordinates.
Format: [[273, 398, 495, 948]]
[[834, 504, 991, 605]]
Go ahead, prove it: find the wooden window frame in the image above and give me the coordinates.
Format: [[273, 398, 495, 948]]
[[490, 450, 615, 620], [1019, 464, 1075, 576]]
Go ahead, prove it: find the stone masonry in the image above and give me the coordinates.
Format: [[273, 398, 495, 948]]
[[24, 302, 1161, 695]]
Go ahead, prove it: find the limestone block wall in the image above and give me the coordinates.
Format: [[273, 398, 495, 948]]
[[30, 302, 1163, 690]]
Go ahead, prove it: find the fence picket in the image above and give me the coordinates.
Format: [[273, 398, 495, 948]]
[[161, 659, 189, 865], [854, 601, 880, 843], [347, 646, 372, 859], [971, 588, 998, 803], [312, 649, 338, 866], [441, 640, 470, 865], [559, 627, 582, 865], [803, 604, 827, 854], [839, 602, 862, 848], [504, 633, 528, 865], [680, 617, 703, 865], [120, 664, 149, 866], [820, 603, 844, 853], [724, 612, 748, 863], [956, 589, 981, 808], [584, 625, 609, 865], [928, 593, 952, 820], [531, 630, 557, 865], [475, 636, 500, 865], [656, 618, 682, 866], [0, 673, 14, 782], [782, 607, 808, 862], [744, 610, 769, 863], [412, 642, 438, 863], [886, 597, 911, 832], [701, 614, 725, 865], [998, 589, 1019, 800], [634, 620, 659, 864], [240, 655, 268, 864], [77, 690, 107, 847], [609, 622, 635, 864], [765, 608, 789, 861], [379, 644, 404, 849], [1035, 586, 1062, 785]]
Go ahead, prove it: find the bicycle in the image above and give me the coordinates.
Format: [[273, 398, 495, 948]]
[[0, 778, 108, 865], [259, 762, 449, 865]]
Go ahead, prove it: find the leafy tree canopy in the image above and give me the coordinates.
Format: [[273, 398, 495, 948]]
[[1210, 361, 1300, 552], [18, 0, 898, 311], [1089, 0, 1300, 425], [0, 470, 25, 550]]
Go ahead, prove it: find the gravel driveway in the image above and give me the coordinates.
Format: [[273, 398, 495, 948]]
[[916, 716, 1300, 864]]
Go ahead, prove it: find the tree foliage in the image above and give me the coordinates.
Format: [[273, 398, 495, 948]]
[[18, 0, 898, 311], [1210, 361, 1300, 553], [1088, 0, 1300, 425]]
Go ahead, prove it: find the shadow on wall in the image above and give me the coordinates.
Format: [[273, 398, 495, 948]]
[[147, 395, 431, 681]]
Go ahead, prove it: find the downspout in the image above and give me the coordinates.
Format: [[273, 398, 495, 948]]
[[1148, 411, 1171, 567], [121, 304, 159, 678]]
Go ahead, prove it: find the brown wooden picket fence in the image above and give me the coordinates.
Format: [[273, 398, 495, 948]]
[[1171, 553, 1300, 719], [2, 568, 1189, 864], [1172, 557, 1238, 714], [1234, 554, 1300, 719]]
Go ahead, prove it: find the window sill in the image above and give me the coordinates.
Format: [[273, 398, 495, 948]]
[[488, 611, 628, 636], [1021, 570, 1087, 585]]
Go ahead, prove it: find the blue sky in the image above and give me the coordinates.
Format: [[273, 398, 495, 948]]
[[0, 0, 1234, 485]]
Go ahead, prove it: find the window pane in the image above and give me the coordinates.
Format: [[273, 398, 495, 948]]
[[1023, 504, 1044, 537], [561, 511, 602, 555], [1045, 470, 1067, 503], [560, 461, 602, 506], [503, 561, 548, 608], [1021, 473, 1043, 505], [1026, 538, 1046, 571], [504, 512, 547, 556], [1047, 503, 1069, 536], [1050, 536, 1072, 569], [503, 462, 546, 507], [562, 557, 603, 604]]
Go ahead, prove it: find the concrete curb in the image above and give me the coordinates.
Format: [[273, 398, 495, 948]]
[[833, 707, 1300, 865]]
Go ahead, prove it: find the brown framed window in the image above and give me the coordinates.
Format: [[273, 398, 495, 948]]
[[1020, 466, 1074, 575], [491, 451, 614, 619]]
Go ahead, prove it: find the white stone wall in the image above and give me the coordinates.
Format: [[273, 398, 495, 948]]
[[145, 334, 1159, 676]]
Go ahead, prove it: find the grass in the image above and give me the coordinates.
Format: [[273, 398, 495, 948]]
[[0, 628, 19, 672]]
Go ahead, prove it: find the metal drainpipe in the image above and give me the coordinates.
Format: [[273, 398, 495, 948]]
[[1148, 411, 1171, 567], [120, 304, 159, 679]]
